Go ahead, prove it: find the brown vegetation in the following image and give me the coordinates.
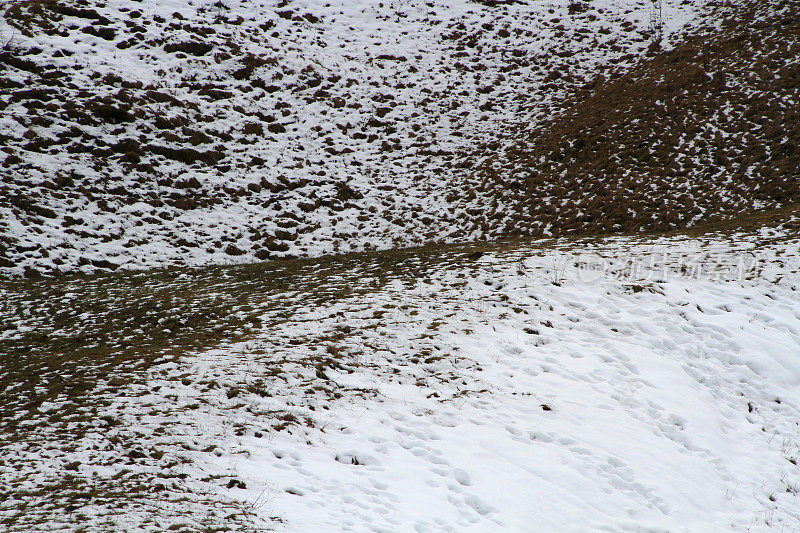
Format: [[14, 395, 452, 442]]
[[470, 0, 800, 238]]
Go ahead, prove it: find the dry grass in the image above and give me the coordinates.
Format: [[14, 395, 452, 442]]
[[469, 0, 800, 238], [1, 205, 797, 529]]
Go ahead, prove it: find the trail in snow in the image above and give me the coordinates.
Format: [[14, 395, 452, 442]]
[[16, 230, 792, 531]]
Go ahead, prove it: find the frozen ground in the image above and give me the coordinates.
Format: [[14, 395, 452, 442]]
[[0, 0, 717, 276], [3, 228, 799, 530]]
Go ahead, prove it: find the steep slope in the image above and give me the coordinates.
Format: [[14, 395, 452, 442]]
[[471, 0, 800, 237], [0, 0, 711, 276]]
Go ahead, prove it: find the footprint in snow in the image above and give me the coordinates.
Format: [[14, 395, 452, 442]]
[[452, 468, 472, 486]]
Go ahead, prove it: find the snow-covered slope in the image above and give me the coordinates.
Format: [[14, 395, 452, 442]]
[[3, 228, 799, 530], [0, 0, 715, 277]]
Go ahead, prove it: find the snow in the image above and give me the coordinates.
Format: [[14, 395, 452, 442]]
[[2, 4, 798, 527], [0, 0, 717, 276], [221, 240, 800, 530], [10, 231, 794, 530]]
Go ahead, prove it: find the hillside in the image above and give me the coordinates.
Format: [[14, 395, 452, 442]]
[[473, 0, 800, 237], [2, 225, 799, 530], [0, 0, 717, 277], [3, 1, 800, 529]]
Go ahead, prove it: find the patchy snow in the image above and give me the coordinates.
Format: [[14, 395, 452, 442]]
[[6, 231, 798, 530], [188, 235, 800, 531], [0, 0, 716, 277]]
